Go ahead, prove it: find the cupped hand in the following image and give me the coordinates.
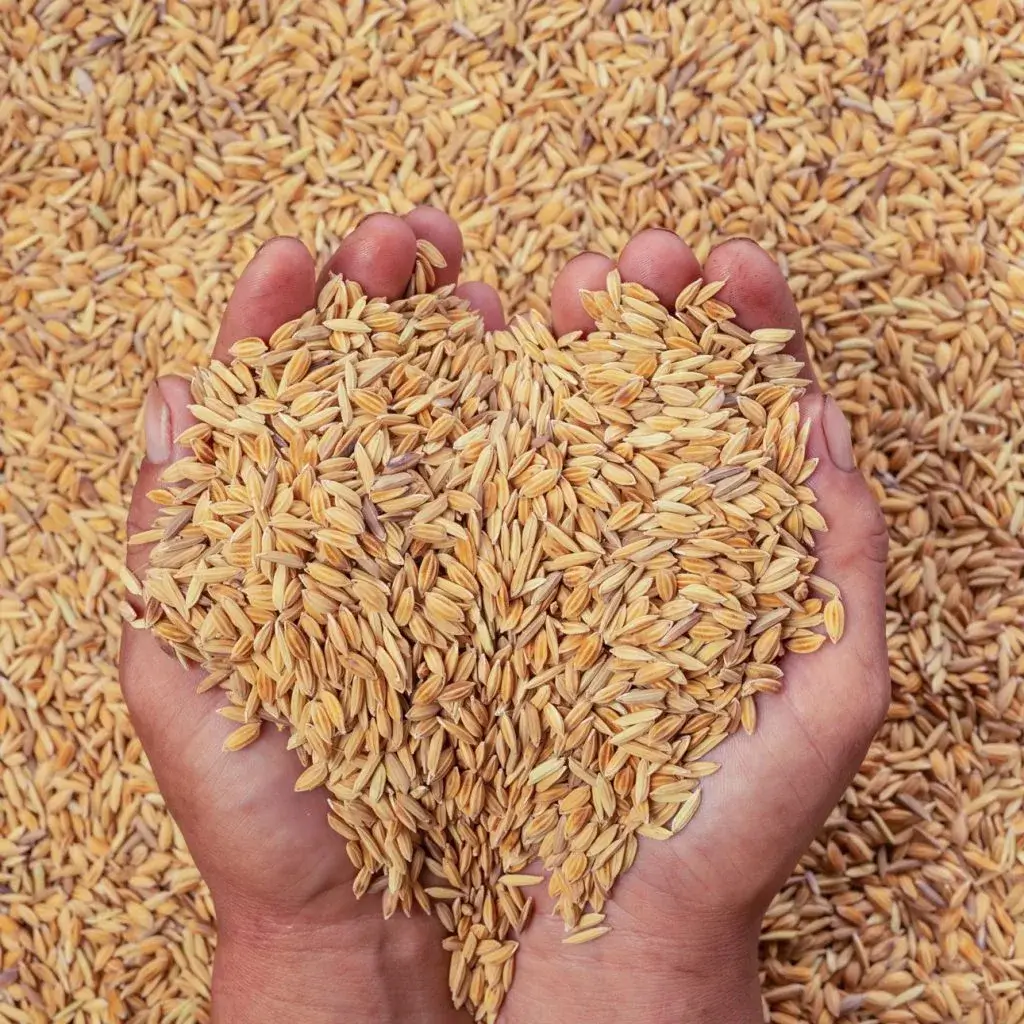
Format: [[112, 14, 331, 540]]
[[507, 233, 891, 1024], [121, 216, 889, 1024], [120, 209, 501, 1024]]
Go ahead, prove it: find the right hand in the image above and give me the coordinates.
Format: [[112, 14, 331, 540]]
[[509, 233, 890, 1023], [121, 209, 502, 1024]]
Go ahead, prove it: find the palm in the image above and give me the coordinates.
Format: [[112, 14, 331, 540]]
[[503, 635, 889, 1022], [508, 237, 888, 1023], [134, 658, 354, 908], [122, 212, 888, 1024]]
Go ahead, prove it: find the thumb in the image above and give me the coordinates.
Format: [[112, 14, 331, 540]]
[[121, 375, 214, 752], [794, 391, 891, 736], [125, 376, 193, 580], [806, 392, 889, 583]]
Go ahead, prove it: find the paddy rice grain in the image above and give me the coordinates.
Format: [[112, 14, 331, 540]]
[[137, 270, 841, 1019]]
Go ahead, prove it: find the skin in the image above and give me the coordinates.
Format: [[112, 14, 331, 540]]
[[121, 209, 890, 1023]]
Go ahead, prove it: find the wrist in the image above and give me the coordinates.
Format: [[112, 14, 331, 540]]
[[211, 890, 460, 1024], [510, 903, 762, 1024], [673, 958, 761, 1024], [212, 921, 366, 1024], [623, 881, 763, 1024], [638, 926, 762, 1024]]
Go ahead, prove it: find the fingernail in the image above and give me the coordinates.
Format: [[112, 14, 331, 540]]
[[144, 383, 171, 464], [823, 395, 855, 471]]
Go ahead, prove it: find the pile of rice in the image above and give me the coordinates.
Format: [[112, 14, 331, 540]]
[[135, 268, 840, 1019]]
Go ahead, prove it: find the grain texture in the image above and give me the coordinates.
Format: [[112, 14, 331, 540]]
[[138, 272, 838, 1019]]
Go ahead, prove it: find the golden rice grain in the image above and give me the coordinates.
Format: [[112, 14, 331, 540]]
[[141, 270, 839, 1019], [824, 598, 845, 645], [561, 926, 612, 946], [222, 721, 262, 752]]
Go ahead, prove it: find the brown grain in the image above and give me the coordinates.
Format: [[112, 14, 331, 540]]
[[138, 270, 839, 1019]]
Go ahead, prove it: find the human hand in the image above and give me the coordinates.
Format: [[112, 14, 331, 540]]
[[123, 218, 889, 1024], [121, 209, 501, 1024], [504, 234, 891, 1023]]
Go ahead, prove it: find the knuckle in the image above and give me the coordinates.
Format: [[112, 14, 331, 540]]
[[858, 494, 889, 561], [126, 501, 151, 538], [829, 486, 888, 576], [863, 667, 893, 734], [840, 478, 887, 546]]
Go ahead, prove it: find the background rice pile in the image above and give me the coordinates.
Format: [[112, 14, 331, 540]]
[[0, 0, 1022, 1020]]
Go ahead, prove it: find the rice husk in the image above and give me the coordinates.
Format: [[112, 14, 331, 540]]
[[2, 0, 1022, 1020], [136, 269, 839, 1019]]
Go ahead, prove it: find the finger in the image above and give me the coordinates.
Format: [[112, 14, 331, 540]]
[[405, 206, 464, 288], [124, 378, 193, 582], [129, 239, 316, 614], [315, 213, 418, 300], [455, 281, 506, 331], [703, 238, 818, 391], [128, 234, 319, 656], [550, 252, 615, 337], [704, 239, 889, 757], [140, 239, 316, 579], [617, 229, 702, 307], [703, 237, 888, 717], [216, 237, 316, 362]]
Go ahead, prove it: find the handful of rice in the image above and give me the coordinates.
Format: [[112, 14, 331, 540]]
[[137, 266, 842, 1021]]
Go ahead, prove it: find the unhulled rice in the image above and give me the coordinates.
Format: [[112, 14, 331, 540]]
[[134, 268, 842, 1020], [3, 1, 1022, 1021]]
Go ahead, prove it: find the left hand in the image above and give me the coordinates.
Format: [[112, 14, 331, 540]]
[[506, 232, 891, 1023]]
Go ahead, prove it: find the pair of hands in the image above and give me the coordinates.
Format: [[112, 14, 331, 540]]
[[121, 208, 890, 1023]]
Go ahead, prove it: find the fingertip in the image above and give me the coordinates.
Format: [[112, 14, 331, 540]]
[[455, 281, 505, 331], [252, 235, 312, 264], [216, 237, 316, 360], [821, 395, 856, 473], [317, 214, 417, 301], [704, 237, 804, 336], [131, 374, 197, 578], [618, 229, 702, 307], [405, 207, 464, 288], [155, 374, 193, 411], [551, 252, 615, 337]]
